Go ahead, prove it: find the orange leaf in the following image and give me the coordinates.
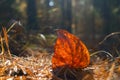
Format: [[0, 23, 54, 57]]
[[52, 29, 90, 69]]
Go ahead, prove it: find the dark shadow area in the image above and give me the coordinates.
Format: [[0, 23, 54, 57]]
[[92, 32, 120, 58], [52, 66, 94, 80]]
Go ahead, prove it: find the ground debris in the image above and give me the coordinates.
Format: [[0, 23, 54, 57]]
[[0, 53, 52, 80], [0, 52, 120, 80]]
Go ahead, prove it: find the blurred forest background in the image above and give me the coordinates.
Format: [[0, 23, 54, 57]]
[[0, 0, 120, 48]]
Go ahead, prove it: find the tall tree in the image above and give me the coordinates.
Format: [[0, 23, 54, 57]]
[[45, 0, 50, 23], [0, 0, 20, 29], [93, 0, 112, 35], [101, 0, 111, 34], [60, 0, 72, 32], [26, 0, 38, 31]]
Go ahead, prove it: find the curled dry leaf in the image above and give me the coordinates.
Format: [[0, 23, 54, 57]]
[[52, 29, 90, 69]]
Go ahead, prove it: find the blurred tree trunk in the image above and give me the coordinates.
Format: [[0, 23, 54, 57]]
[[45, 0, 50, 23], [26, 0, 38, 31], [60, 0, 72, 32], [102, 0, 111, 35], [83, 0, 95, 48], [0, 0, 18, 28]]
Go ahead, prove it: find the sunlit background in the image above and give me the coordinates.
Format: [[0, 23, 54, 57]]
[[0, 0, 120, 48]]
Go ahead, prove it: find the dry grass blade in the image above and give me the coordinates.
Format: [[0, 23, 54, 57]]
[[0, 35, 4, 54], [2, 27, 11, 58], [90, 50, 113, 58], [0, 35, 5, 62], [2, 27, 8, 47], [99, 32, 120, 45], [7, 21, 17, 33], [106, 63, 115, 80]]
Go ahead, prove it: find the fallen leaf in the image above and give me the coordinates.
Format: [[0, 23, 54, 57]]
[[52, 29, 90, 69]]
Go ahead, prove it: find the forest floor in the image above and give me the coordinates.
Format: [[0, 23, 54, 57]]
[[0, 49, 120, 80], [0, 26, 120, 80]]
